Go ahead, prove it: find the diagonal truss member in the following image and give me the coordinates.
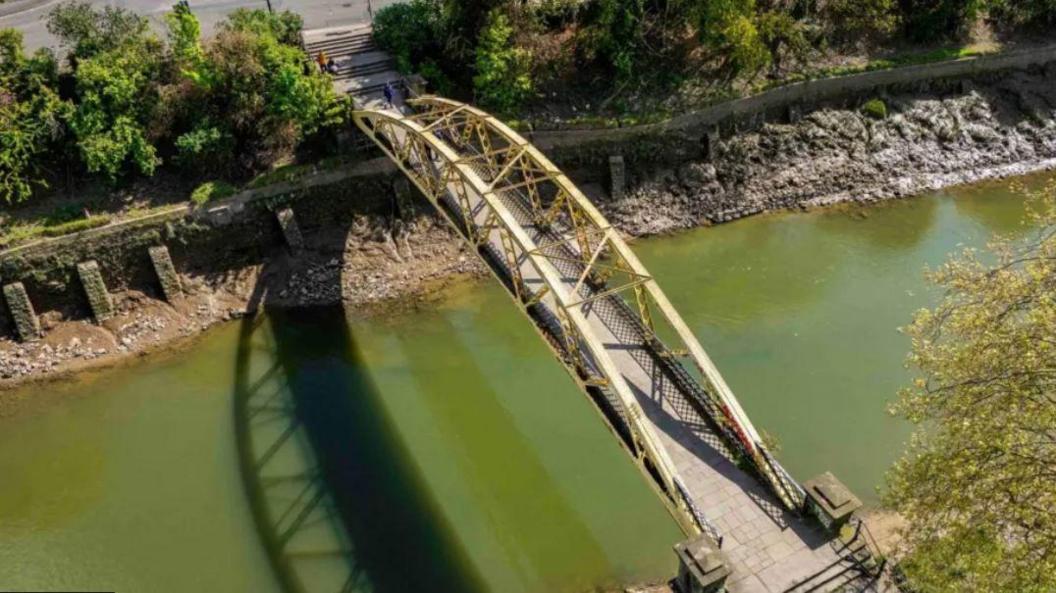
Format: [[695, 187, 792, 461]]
[[353, 97, 806, 537]]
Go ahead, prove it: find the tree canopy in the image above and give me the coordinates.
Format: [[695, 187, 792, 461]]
[[886, 184, 1056, 592]]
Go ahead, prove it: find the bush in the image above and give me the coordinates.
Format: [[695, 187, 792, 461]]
[[898, 0, 982, 42], [822, 0, 899, 45], [190, 180, 236, 206], [473, 10, 534, 114], [39, 214, 110, 236], [373, 0, 444, 73], [862, 98, 887, 119], [988, 0, 1056, 31]]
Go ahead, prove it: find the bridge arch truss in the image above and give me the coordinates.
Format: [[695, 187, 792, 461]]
[[352, 97, 805, 538]]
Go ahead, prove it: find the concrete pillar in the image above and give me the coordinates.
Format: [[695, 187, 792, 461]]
[[76, 260, 114, 323], [786, 102, 802, 124], [608, 155, 626, 199], [674, 534, 730, 593], [275, 208, 305, 256], [703, 126, 720, 161], [2, 282, 41, 341], [148, 246, 183, 303]]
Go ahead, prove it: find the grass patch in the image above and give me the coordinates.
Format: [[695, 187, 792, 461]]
[[190, 181, 237, 206], [38, 215, 111, 237]]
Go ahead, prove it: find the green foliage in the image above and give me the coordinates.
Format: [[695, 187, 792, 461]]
[[190, 180, 236, 206], [821, 0, 899, 44], [756, 9, 810, 75], [899, 0, 983, 42], [165, 1, 203, 67], [39, 214, 110, 236], [473, 10, 533, 113], [69, 40, 162, 180], [221, 8, 303, 46], [0, 29, 70, 203], [886, 183, 1056, 592], [374, 0, 445, 72], [698, 0, 770, 77], [861, 98, 887, 119], [47, 1, 152, 61], [987, 0, 1056, 30], [171, 9, 344, 173]]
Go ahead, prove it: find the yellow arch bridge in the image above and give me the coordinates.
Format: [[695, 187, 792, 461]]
[[353, 97, 891, 593]]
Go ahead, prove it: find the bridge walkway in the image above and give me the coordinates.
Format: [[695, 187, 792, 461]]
[[354, 99, 891, 593]]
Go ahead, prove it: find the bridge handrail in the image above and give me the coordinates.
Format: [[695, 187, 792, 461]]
[[675, 476, 724, 548]]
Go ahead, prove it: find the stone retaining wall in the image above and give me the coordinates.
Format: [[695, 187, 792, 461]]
[[3, 46, 1054, 334]]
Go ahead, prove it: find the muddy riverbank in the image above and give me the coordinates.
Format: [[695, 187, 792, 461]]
[[3, 66, 1055, 393]]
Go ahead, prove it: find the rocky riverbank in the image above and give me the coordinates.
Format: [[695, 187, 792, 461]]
[[603, 68, 1056, 235], [3, 67, 1055, 394]]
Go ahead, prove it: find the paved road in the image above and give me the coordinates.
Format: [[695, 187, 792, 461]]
[[0, 0, 401, 52]]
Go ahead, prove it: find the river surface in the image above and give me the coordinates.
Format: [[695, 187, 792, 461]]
[[0, 175, 1043, 592]]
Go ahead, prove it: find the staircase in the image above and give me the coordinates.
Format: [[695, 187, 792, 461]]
[[783, 520, 894, 592], [301, 23, 401, 103]]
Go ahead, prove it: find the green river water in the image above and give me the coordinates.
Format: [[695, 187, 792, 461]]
[[0, 175, 1043, 593]]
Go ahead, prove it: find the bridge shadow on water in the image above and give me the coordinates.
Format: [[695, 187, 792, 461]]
[[232, 259, 490, 593]]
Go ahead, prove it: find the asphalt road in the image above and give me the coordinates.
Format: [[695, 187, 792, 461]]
[[0, 0, 401, 51]]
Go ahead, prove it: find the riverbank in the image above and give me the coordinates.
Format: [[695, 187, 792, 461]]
[[3, 64, 1055, 394]]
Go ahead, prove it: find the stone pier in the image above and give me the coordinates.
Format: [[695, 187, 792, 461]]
[[148, 246, 183, 302], [2, 282, 41, 341], [703, 126, 720, 161], [275, 208, 305, 255], [76, 260, 114, 322], [609, 155, 626, 199]]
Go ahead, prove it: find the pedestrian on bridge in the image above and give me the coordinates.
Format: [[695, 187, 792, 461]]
[[384, 81, 397, 108]]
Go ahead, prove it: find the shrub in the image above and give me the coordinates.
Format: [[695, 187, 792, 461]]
[[898, 0, 982, 42], [47, 1, 152, 61], [373, 0, 444, 73], [190, 180, 236, 206], [821, 0, 899, 45], [39, 214, 110, 236], [473, 10, 533, 114], [862, 98, 887, 119]]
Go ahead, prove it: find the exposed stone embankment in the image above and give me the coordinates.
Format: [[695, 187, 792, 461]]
[[3, 66, 1056, 394], [604, 69, 1056, 235]]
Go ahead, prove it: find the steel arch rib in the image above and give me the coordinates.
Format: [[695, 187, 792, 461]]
[[352, 98, 803, 527]]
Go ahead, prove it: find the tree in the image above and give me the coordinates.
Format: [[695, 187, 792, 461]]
[[897, 0, 983, 42], [168, 9, 343, 173], [819, 0, 899, 46], [473, 10, 533, 113], [697, 0, 770, 78], [0, 29, 70, 203], [68, 38, 163, 180], [47, 1, 151, 61], [886, 184, 1056, 592], [987, 0, 1056, 31]]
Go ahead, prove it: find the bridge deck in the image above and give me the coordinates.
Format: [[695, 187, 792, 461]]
[[357, 102, 891, 593]]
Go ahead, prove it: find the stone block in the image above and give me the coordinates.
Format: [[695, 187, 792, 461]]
[[608, 155, 626, 199], [275, 208, 305, 255], [804, 471, 862, 532], [675, 534, 730, 593], [786, 102, 802, 124], [703, 127, 721, 161], [2, 282, 41, 341], [148, 246, 183, 302], [76, 260, 114, 323]]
